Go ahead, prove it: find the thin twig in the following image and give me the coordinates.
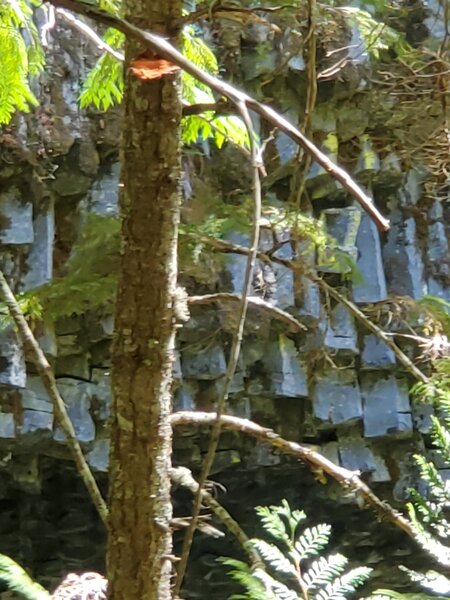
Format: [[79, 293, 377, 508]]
[[56, 8, 124, 61], [171, 467, 263, 569], [188, 293, 307, 332], [170, 411, 450, 567], [0, 271, 108, 525], [174, 101, 262, 597], [193, 235, 430, 384], [42, 0, 390, 232]]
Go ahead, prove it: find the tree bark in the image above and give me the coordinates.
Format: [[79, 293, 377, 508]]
[[107, 0, 182, 598]]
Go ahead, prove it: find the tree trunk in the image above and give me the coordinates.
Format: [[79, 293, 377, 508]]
[[107, 0, 182, 598]]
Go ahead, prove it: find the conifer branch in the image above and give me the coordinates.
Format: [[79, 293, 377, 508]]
[[43, 0, 390, 231], [0, 271, 109, 526]]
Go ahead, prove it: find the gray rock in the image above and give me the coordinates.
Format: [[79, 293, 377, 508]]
[[361, 335, 396, 369], [318, 207, 361, 273], [352, 212, 387, 303], [174, 380, 197, 411], [89, 163, 120, 216], [275, 131, 297, 165], [427, 277, 450, 301], [87, 438, 110, 472], [313, 370, 362, 426], [0, 327, 26, 388], [296, 277, 321, 324], [36, 323, 58, 358], [402, 169, 423, 206], [428, 221, 449, 266], [339, 438, 378, 474], [362, 375, 412, 438], [20, 409, 53, 437], [263, 335, 308, 397], [20, 386, 53, 413], [53, 379, 95, 443], [269, 241, 295, 309], [0, 188, 34, 244], [324, 303, 358, 355], [383, 212, 426, 299], [225, 232, 250, 293], [370, 454, 391, 483], [181, 344, 227, 380], [21, 201, 54, 290], [429, 200, 444, 221], [412, 401, 434, 434], [0, 412, 15, 438]]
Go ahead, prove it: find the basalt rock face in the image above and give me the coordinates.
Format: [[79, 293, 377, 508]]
[[0, 1, 449, 597]]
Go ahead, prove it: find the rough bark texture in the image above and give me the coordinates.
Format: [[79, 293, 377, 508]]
[[107, 1, 182, 598]]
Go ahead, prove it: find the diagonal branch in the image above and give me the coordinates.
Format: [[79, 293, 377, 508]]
[[0, 272, 109, 526], [171, 467, 263, 569], [194, 235, 429, 384], [188, 293, 307, 332], [42, 0, 390, 232], [170, 411, 450, 569]]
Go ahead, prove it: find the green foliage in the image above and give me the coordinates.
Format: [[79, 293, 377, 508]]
[[0, 294, 43, 331], [416, 296, 450, 338], [0, 0, 44, 124], [30, 214, 120, 319], [79, 29, 124, 111], [337, 7, 409, 60], [223, 500, 372, 600], [0, 553, 50, 600], [401, 358, 450, 573]]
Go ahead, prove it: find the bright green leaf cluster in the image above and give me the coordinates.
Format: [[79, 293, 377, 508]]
[[0, 0, 44, 124], [223, 499, 372, 599]]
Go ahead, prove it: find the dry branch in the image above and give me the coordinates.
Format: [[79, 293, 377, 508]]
[[171, 411, 450, 567], [0, 272, 108, 526], [188, 293, 306, 332], [171, 467, 263, 568], [196, 235, 430, 384], [43, 0, 390, 232], [174, 101, 263, 595]]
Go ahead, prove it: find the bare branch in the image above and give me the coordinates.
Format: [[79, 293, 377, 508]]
[[56, 8, 124, 61], [193, 235, 430, 384], [171, 467, 263, 569], [188, 293, 307, 332], [174, 100, 263, 596], [0, 271, 108, 526], [42, 0, 390, 232], [170, 411, 450, 567]]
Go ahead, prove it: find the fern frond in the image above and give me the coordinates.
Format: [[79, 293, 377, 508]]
[[294, 524, 331, 559], [304, 554, 348, 591], [249, 540, 296, 577], [314, 566, 372, 600]]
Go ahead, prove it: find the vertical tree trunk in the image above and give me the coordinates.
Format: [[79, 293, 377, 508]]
[[107, 1, 182, 598]]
